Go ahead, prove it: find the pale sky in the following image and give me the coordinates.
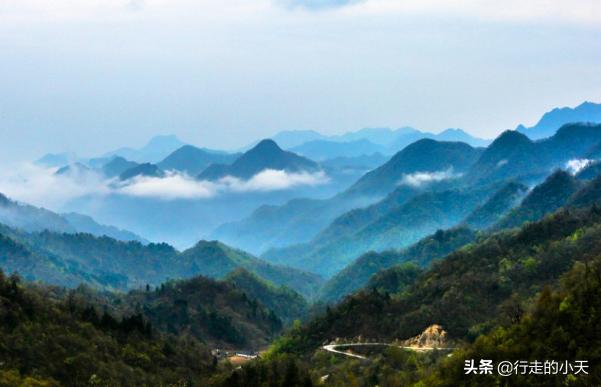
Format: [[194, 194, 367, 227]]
[[1, 0, 601, 162]]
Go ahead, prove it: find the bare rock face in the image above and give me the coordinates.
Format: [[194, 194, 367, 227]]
[[402, 324, 448, 348]]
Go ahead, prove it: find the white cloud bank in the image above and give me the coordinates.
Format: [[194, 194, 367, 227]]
[[118, 169, 329, 199], [399, 169, 458, 188], [116, 172, 219, 200], [0, 164, 329, 206], [0, 163, 109, 209], [565, 159, 592, 175]]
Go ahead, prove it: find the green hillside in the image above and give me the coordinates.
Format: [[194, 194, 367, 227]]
[[0, 271, 215, 386], [0, 226, 322, 299], [225, 269, 309, 324], [462, 181, 528, 229], [318, 227, 476, 303], [265, 185, 494, 277], [272, 205, 601, 355]]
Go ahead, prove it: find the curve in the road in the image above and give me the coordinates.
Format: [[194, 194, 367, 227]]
[[322, 343, 455, 360]]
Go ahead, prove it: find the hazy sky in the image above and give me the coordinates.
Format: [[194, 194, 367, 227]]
[[1, 0, 601, 162]]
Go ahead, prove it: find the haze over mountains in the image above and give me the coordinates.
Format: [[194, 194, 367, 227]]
[[16, 101, 600, 253], [3, 100, 601, 384]]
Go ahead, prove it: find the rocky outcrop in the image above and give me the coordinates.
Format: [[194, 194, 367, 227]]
[[402, 324, 448, 348]]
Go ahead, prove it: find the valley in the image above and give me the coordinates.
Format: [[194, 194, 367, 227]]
[[2, 102, 601, 385]]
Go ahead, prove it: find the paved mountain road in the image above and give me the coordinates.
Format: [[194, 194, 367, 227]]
[[322, 343, 454, 360]]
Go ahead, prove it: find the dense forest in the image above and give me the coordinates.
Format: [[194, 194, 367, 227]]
[[2, 119, 601, 385], [0, 271, 215, 386]]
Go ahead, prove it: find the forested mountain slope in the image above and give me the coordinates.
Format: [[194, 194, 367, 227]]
[[272, 206, 601, 355], [0, 225, 322, 298]]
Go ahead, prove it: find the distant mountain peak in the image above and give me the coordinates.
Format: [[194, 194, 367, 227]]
[[146, 134, 183, 146], [439, 128, 463, 135], [517, 101, 601, 140], [102, 134, 187, 163], [36, 152, 79, 168], [119, 163, 164, 180], [198, 139, 318, 180], [490, 130, 533, 147], [252, 139, 282, 153]]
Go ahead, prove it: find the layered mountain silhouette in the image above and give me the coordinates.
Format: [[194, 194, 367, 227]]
[[462, 181, 528, 230], [119, 162, 164, 180], [0, 219, 322, 298], [158, 145, 240, 176], [212, 139, 480, 253], [268, 129, 327, 149], [494, 170, 583, 230], [61, 212, 148, 243], [35, 152, 78, 167], [276, 204, 601, 358], [198, 139, 319, 180], [318, 227, 476, 303], [290, 139, 385, 161], [347, 139, 481, 196], [101, 156, 139, 178], [517, 101, 601, 139], [55, 162, 91, 176], [320, 153, 387, 171], [0, 192, 74, 233], [0, 192, 146, 243], [263, 184, 496, 277], [102, 134, 186, 163], [467, 123, 601, 183]]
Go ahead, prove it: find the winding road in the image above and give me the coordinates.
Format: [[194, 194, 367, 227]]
[[322, 343, 455, 360]]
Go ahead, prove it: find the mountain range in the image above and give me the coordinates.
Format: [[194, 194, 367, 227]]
[[233, 123, 601, 278], [517, 101, 601, 139], [198, 139, 319, 181], [6, 100, 601, 385], [0, 192, 146, 243], [0, 199, 322, 298], [213, 139, 483, 254], [469, 123, 601, 183], [102, 134, 186, 163], [158, 145, 241, 176], [273, 206, 601, 381]]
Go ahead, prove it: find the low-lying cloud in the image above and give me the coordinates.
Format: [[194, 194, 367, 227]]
[[222, 169, 329, 192], [565, 159, 592, 175], [118, 169, 329, 199], [0, 163, 109, 209], [117, 172, 218, 200], [0, 164, 329, 207], [399, 169, 457, 188]]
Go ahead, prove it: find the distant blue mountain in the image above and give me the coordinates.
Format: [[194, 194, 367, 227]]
[[386, 128, 490, 153], [0, 192, 147, 243], [320, 153, 387, 171], [468, 123, 601, 183], [101, 156, 139, 178], [268, 127, 489, 158], [36, 152, 79, 168], [269, 130, 327, 149], [119, 163, 164, 180], [55, 162, 91, 176], [61, 212, 148, 243], [331, 127, 418, 146], [517, 101, 601, 140], [198, 139, 319, 181], [436, 128, 490, 147], [102, 134, 186, 163], [158, 145, 240, 176], [289, 139, 385, 161]]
